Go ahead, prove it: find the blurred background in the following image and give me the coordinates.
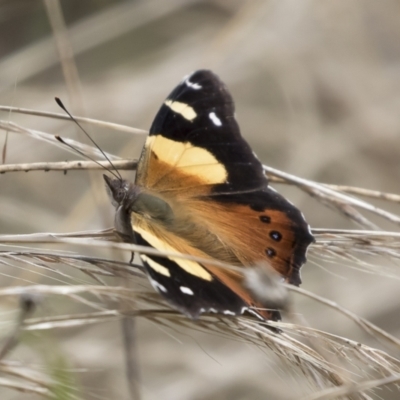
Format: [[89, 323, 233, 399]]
[[1, 1, 400, 399]]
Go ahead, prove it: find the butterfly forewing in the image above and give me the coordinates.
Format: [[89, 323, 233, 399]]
[[136, 70, 267, 194]]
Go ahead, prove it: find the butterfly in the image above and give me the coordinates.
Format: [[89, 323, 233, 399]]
[[104, 70, 314, 321]]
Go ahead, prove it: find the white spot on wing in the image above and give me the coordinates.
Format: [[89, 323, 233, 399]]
[[164, 100, 196, 121], [180, 286, 194, 295], [185, 78, 202, 90], [199, 307, 237, 316], [209, 112, 222, 126], [149, 277, 167, 293], [141, 254, 170, 277]]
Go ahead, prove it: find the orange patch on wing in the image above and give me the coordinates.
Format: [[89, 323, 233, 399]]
[[185, 199, 299, 282]]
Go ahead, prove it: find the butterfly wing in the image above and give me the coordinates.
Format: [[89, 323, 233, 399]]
[[188, 189, 312, 286], [132, 70, 313, 319], [135, 228, 279, 321], [135, 70, 266, 194]]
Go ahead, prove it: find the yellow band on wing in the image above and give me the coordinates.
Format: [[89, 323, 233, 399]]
[[164, 100, 197, 121], [141, 254, 171, 277], [135, 225, 213, 281], [145, 135, 227, 185]]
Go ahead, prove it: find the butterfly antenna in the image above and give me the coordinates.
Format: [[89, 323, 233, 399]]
[[55, 97, 122, 180], [55, 136, 120, 179]]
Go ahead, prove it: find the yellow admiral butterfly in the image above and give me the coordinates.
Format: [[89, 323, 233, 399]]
[[104, 70, 313, 321]]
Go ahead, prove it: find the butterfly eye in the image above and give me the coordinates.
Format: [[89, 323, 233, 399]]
[[269, 231, 282, 242]]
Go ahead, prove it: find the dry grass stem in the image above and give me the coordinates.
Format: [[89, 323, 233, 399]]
[[301, 375, 400, 400], [0, 120, 119, 160], [264, 166, 400, 228], [0, 105, 147, 134], [1, 230, 400, 398], [0, 159, 137, 174], [0, 377, 50, 396], [286, 285, 400, 350]]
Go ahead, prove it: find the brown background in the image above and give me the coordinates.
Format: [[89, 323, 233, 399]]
[[1, 1, 400, 399]]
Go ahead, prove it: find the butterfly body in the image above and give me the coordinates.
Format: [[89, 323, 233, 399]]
[[105, 70, 314, 321]]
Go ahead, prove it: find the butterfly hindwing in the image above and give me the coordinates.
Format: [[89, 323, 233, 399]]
[[135, 231, 280, 321], [190, 188, 313, 286]]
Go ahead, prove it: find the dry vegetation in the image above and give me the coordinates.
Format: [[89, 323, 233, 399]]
[[1, 1, 400, 399]]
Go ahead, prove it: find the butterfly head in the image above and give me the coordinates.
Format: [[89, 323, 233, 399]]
[[103, 174, 136, 208], [104, 174, 142, 241]]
